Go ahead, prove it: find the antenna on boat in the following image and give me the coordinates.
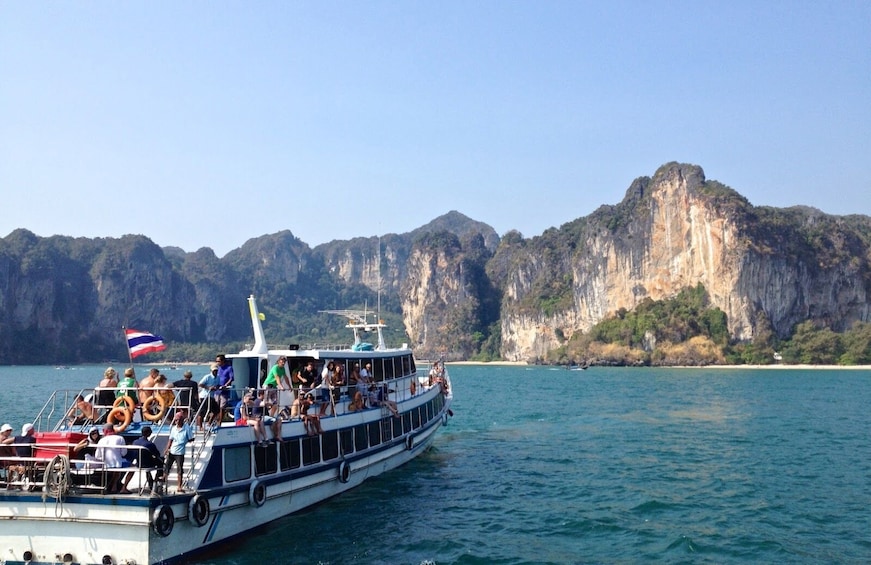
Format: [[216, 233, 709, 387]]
[[248, 295, 268, 354]]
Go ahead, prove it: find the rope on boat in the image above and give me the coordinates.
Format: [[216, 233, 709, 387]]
[[42, 454, 71, 516]]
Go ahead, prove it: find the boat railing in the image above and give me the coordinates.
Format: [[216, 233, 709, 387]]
[[0, 442, 162, 496]]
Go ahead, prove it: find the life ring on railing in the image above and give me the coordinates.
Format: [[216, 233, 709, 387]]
[[153, 505, 175, 537], [107, 407, 132, 433], [142, 395, 167, 422], [405, 435, 415, 451], [338, 460, 351, 483], [409, 380, 417, 396], [249, 480, 266, 507], [189, 494, 210, 527], [112, 396, 136, 413]]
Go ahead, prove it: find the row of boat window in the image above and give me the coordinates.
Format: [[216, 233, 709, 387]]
[[283, 354, 417, 383], [224, 394, 445, 482]]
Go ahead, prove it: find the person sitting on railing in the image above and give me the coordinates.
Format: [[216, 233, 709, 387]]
[[66, 394, 97, 427], [368, 385, 399, 418], [252, 389, 280, 444], [348, 391, 366, 412], [300, 393, 323, 436]]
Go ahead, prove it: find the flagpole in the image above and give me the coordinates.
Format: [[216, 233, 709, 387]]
[[122, 326, 135, 376]]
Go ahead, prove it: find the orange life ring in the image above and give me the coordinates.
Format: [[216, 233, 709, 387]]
[[107, 406, 132, 433], [142, 395, 167, 422], [112, 396, 136, 413]]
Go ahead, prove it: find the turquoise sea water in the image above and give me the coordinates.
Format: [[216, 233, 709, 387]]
[[2, 364, 871, 564]]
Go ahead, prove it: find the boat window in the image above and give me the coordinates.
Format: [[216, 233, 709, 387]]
[[322, 431, 339, 461], [391, 415, 402, 438], [382, 418, 394, 440], [425, 401, 433, 422], [367, 421, 382, 446], [369, 359, 381, 382], [401, 355, 411, 376], [409, 356, 416, 374], [354, 424, 368, 452], [401, 412, 412, 434], [302, 436, 321, 466], [340, 429, 354, 455], [254, 443, 277, 476], [280, 439, 301, 471], [384, 358, 395, 380], [224, 446, 252, 482], [411, 407, 421, 430]]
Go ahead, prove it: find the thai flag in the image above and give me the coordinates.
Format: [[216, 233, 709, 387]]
[[125, 329, 167, 358]]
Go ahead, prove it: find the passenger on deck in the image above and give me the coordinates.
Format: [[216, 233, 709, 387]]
[[121, 425, 163, 494], [356, 363, 373, 397], [95, 367, 119, 422], [163, 412, 194, 494], [300, 393, 323, 436], [198, 363, 222, 430], [67, 394, 97, 427], [330, 363, 346, 405], [348, 363, 361, 386], [73, 428, 101, 468], [172, 370, 200, 416], [138, 368, 160, 404], [234, 394, 250, 427], [12, 423, 36, 457], [95, 423, 128, 494], [215, 354, 235, 413], [1, 423, 26, 488], [263, 356, 288, 417], [298, 360, 317, 391], [317, 361, 335, 416], [368, 385, 400, 418], [253, 389, 282, 443], [348, 391, 366, 412], [116, 368, 139, 406]]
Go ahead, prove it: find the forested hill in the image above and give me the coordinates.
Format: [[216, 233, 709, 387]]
[[2, 163, 870, 365]]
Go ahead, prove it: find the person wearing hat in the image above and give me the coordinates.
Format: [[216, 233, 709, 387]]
[[197, 363, 221, 430], [163, 411, 194, 493], [1, 424, 23, 487], [12, 423, 36, 458]]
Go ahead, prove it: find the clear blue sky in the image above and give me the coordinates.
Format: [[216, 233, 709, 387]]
[[2, 2, 869, 257]]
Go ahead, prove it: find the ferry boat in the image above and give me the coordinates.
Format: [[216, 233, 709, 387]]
[[0, 296, 453, 565]]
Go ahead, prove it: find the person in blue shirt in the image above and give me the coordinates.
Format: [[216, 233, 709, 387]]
[[215, 354, 235, 413], [163, 413, 194, 493]]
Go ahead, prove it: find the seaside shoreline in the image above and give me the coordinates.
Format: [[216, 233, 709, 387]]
[[445, 361, 871, 370]]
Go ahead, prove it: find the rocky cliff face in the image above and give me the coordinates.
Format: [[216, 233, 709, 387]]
[[2, 164, 869, 364], [497, 163, 871, 361]]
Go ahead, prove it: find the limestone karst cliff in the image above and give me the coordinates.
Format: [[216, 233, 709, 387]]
[[494, 163, 871, 361], [1, 163, 869, 364]]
